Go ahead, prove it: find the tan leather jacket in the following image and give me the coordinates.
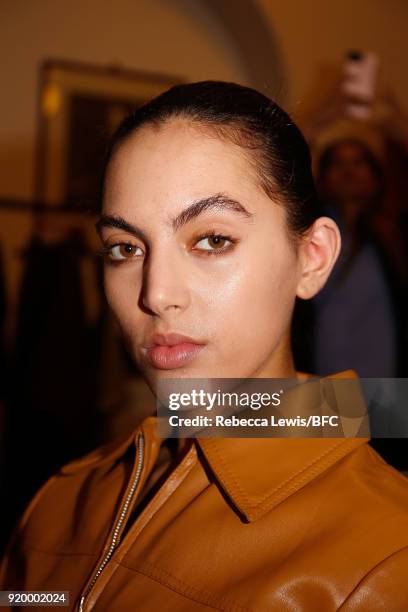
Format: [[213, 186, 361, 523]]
[[1, 370, 408, 611]]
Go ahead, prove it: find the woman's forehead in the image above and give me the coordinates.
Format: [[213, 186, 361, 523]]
[[104, 120, 262, 204], [108, 121, 254, 191]]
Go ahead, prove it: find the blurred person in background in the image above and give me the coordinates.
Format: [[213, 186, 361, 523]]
[[299, 55, 408, 379], [312, 137, 403, 378], [295, 61, 408, 470]]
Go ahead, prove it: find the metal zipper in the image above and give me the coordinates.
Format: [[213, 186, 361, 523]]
[[78, 431, 145, 612]]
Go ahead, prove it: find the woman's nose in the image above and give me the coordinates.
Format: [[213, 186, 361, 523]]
[[140, 250, 191, 316]]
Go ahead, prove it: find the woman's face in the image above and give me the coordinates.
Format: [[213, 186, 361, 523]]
[[99, 119, 302, 389], [319, 143, 380, 205]]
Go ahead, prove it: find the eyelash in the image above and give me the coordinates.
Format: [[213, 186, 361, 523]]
[[97, 232, 237, 263], [192, 231, 237, 256], [97, 243, 143, 263]]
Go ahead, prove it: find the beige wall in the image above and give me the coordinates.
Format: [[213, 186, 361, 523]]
[[2, 0, 407, 199], [258, 0, 408, 116], [0, 0, 249, 201], [254, 0, 408, 163]]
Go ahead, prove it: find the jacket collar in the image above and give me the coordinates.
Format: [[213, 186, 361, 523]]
[[194, 369, 370, 522]]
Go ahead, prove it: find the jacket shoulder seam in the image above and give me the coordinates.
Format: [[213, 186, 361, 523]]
[[337, 544, 408, 610], [119, 559, 252, 612], [0, 473, 59, 572], [16, 474, 59, 531]]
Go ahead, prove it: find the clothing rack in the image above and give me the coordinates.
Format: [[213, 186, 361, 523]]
[[0, 197, 97, 214]]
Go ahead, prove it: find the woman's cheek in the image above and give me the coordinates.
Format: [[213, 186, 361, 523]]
[[203, 265, 261, 350], [229, 255, 295, 348], [103, 273, 140, 337], [104, 277, 125, 320]]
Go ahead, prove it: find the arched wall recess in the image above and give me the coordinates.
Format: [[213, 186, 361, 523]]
[[169, 0, 288, 103]]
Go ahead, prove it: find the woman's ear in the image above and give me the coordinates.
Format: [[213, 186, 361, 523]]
[[295, 216, 341, 300]]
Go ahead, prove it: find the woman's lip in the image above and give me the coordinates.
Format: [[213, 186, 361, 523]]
[[143, 332, 204, 349], [145, 342, 205, 370]]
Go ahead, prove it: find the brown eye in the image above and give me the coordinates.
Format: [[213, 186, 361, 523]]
[[195, 235, 231, 252], [108, 243, 143, 261], [208, 236, 226, 248]]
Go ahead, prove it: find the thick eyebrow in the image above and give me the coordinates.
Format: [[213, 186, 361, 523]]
[[95, 192, 253, 239], [170, 192, 253, 230], [95, 214, 148, 242]]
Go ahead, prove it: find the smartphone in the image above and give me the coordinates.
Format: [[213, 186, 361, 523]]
[[341, 50, 378, 119]]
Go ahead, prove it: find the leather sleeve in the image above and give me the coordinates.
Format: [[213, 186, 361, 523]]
[[0, 519, 25, 591], [0, 474, 58, 590]]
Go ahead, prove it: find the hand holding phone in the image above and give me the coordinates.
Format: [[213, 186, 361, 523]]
[[341, 51, 379, 119]]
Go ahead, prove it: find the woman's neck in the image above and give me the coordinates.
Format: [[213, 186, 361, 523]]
[[252, 329, 299, 379]]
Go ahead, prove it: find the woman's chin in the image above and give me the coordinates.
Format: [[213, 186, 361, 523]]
[[145, 365, 209, 382]]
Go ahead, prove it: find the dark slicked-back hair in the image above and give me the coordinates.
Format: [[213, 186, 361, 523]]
[[100, 80, 324, 241]]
